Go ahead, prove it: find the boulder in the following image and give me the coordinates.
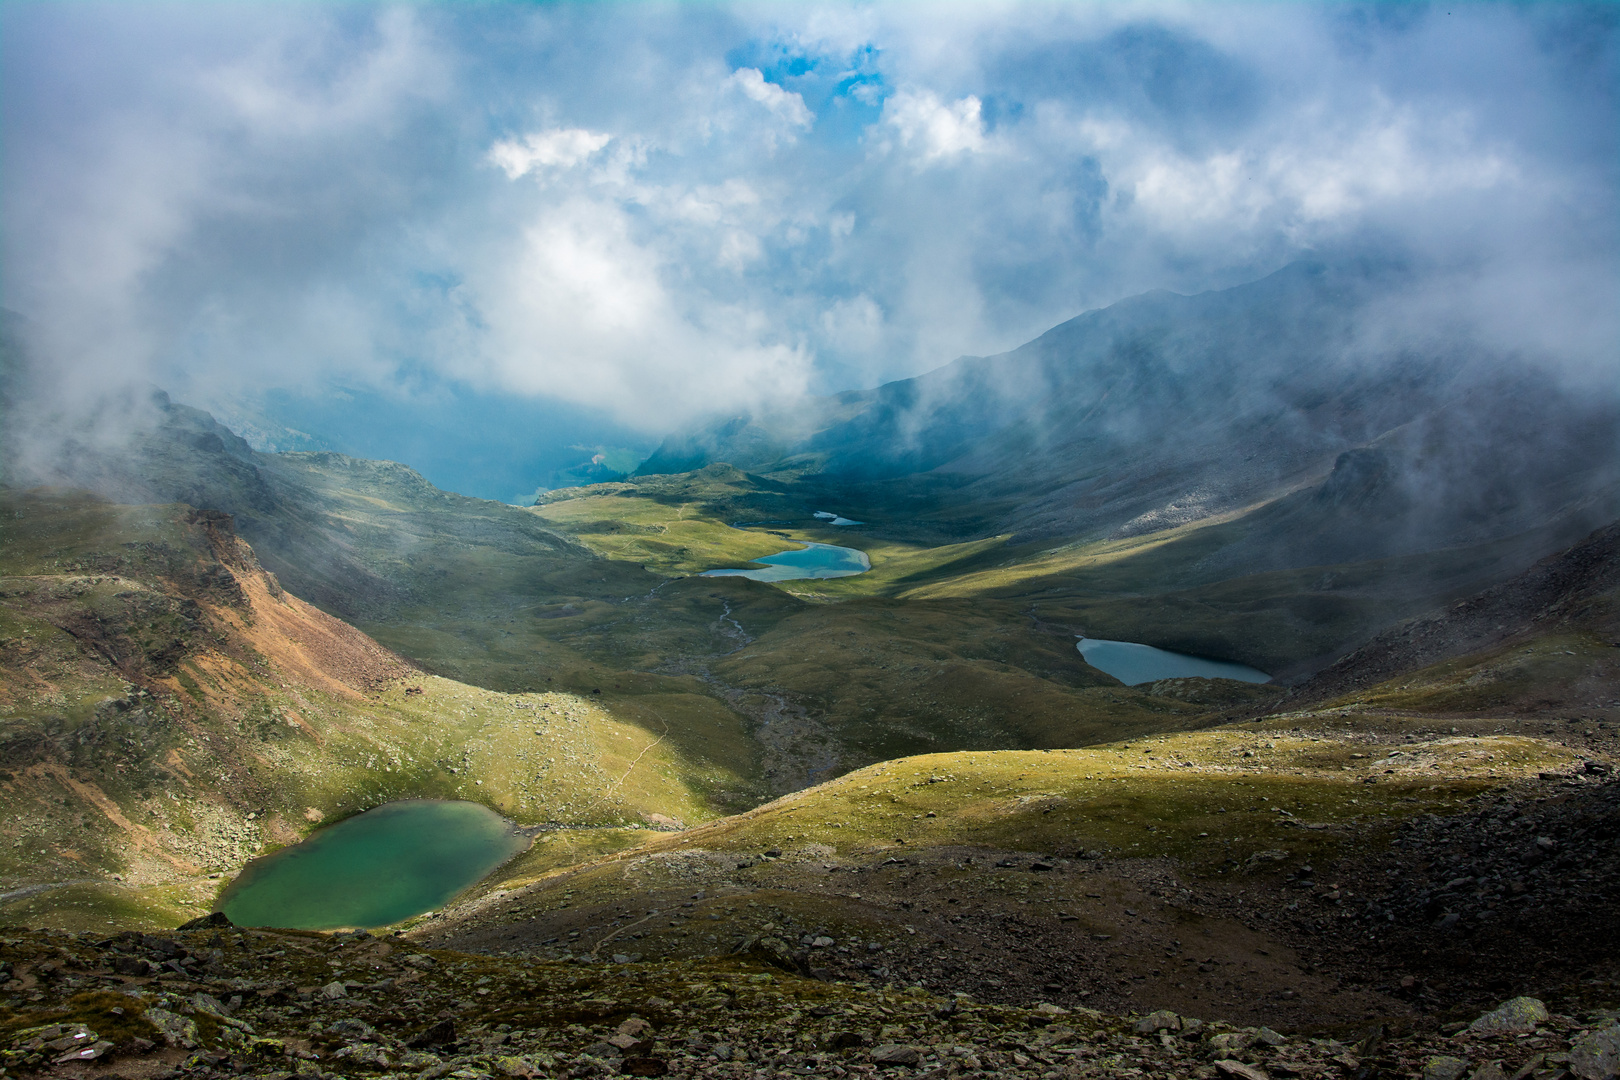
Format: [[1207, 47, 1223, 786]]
[[1136, 1010, 1181, 1034], [1423, 1056, 1470, 1080], [870, 1044, 922, 1067], [1570, 1023, 1620, 1080], [1469, 998, 1549, 1036], [1213, 1060, 1269, 1080], [406, 1018, 456, 1049]]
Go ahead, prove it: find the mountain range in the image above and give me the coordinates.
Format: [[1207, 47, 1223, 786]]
[[0, 258, 1616, 1051]]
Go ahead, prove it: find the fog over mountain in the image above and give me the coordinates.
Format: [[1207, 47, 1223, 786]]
[[2, 3, 1615, 499]]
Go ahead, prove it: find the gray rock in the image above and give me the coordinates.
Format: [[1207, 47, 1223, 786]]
[[189, 991, 230, 1016], [1570, 1022, 1620, 1080], [1470, 998, 1549, 1036], [1424, 1055, 1471, 1080], [870, 1043, 922, 1067], [1256, 1027, 1288, 1046], [141, 1007, 199, 1049], [1135, 1010, 1181, 1034], [1469, 1063, 1510, 1080], [1214, 1060, 1270, 1080], [582, 1040, 623, 1061], [319, 981, 346, 999]]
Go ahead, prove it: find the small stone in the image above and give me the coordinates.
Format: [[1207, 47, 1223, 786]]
[[1214, 1060, 1270, 1080], [407, 1019, 457, 1049], [1135, 1010, 1181, 1034], [1570, 1022, 1620, 1080], [583, 1039, 624, 1061], [618, 1017, 653, 1038], [112, 956, 152, 976], [1511, 1054, 1545, 1080], [1035, 1002, 1070, 1016], [612, 954, 632, 964], [494, 1055, 537, 1077], [1256, 1027, 1288, 1046], [320, 981, 347, 999], [870, 1043, 922, 1067], [1424, 1055, 1471, 1080], [1470, 998, 1549, 1036], [1470, 1063, 1510, 1080], [55, 1039, 114, 1063]]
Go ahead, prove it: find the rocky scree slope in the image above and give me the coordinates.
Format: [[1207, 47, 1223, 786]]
[[1272, 520, 1620, 714], [1, 920, 1617, 1080]]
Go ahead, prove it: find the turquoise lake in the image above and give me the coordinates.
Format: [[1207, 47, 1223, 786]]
[[1076, 637, 1271, 686], [218, 800, 529, 930], [702, 541, 871, 582]]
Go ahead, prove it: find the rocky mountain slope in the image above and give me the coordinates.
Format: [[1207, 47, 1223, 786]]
[[7, 920, 1619, 1080], [639, 261, 1620, 569], [0, 489, 760, 931], [1273, 520, 1620, 714]]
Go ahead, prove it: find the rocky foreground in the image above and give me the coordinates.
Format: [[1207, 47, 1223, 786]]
[[1, 916, 1617, 1080]]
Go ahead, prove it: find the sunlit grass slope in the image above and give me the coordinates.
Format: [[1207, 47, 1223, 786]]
[[429, 713, 1590, 978]]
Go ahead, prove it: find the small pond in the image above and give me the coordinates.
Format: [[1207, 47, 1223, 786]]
[[1076, 637, 1271, 686], [218, 800, 529, 930], [813, 511, 864, 526], [702, 540, 871, 582]]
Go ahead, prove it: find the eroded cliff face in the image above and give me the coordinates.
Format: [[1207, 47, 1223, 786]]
[[0, 489, 417, 916]]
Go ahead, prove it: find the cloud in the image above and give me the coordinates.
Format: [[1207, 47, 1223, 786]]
[[488, 128, 612, 178], [727, 68, 813, 129], [0, 1, 1612, 446], [882, 89, 987, 161]]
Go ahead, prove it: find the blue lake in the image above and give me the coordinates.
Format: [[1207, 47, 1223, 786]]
[[218, 800, 529, 930], [702, 541, 871, 582], [1077, 637, 1271, 686]]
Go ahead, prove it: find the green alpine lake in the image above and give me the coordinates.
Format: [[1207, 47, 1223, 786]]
[[218, 800, 529, 930]]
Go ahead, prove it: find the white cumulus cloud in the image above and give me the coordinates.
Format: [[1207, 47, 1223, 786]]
[[727, 68, 814, 128], [488, 128, 613, 179], [882, 89, 986, 161]]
